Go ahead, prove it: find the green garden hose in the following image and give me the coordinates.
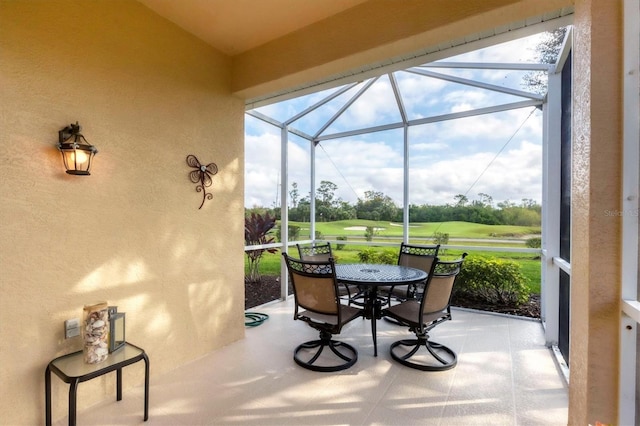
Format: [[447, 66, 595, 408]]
[[244, 312, 269, 327]]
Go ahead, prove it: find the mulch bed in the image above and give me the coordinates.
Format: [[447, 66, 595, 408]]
[[451, 293, 540, 318], [245, 275, 290, 310], [245, 275, 540, 319]]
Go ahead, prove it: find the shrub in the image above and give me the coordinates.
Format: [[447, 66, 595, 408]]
[[432, 231, 449, 255], [290, 225, 301, 240], [525, 237, 542, 248], [336, 236, 347, 250], [364, 226, 376, 241], [275, 225, 300, 241], [356, 248, 376, 263], [454, 256, 529, 306], [432, 231, 449, 245], [357, 248, 396, 264], [377, 249, 397, 264], [245, 213, 278, 283]]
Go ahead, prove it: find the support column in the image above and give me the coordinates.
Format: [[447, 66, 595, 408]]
[[403, 125, 409, 242], [570, 1, 623, 424], [542, 68, 561, 345], [280, 127, 289, 299], [310, 140, 316, 240]]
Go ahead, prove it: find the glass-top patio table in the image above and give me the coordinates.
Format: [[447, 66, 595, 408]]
[[335, 264, 428, 356]]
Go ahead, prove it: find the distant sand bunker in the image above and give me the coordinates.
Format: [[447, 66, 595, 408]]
[[344, 226, 386, 231]]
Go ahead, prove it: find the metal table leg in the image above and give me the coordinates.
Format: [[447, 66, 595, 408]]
[[68, 378, 79, 426], [116, 368, 122, 401], [45, 365, 52, 426], [366, 288, 381, 357], [143, 352, 149, 421]]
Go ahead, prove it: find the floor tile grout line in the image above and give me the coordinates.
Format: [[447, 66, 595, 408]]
[[507, 319, 519, 426], [437, 321, 466, 426]]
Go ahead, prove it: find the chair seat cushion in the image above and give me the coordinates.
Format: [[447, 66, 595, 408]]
[[385, 300, 447, 326], [300, 304, 362, 326]]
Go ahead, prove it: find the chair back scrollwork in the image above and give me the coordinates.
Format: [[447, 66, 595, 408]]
[[297, 243, 333, 262], [397, 243, 440, 273]]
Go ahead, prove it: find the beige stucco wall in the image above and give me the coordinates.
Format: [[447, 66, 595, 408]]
[[0, 1, 244, 424], [571, 0, 623, 424]]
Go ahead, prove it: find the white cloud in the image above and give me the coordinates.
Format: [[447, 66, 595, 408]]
[[407, 140, 542, 206], [245, 110, 543, 208], [329, 79, 401, 131], [244, 132, 281, 207], [412, 142, 449, 151]]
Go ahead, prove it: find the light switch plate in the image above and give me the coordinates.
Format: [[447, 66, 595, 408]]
[[64, 318, 80, 339]]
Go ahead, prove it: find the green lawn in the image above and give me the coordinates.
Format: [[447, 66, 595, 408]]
[[246, 220, 542, 295], [292, 220, 540, 239]]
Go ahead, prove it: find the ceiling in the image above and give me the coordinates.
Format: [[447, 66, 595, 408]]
[[137, 0, 573, 106], [137, 0, 368, 56]]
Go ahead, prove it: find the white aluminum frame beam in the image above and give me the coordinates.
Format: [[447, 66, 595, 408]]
[[408, 100, 542, 127], [406, 68, 544, 100], [279, 126, 289, 298], [389, 72, 411, 240], [309, 139, 316, 240], [314, 99, 542, 142], [620, 0, 640, 423], [422, 62, 551, 71], [313, 78, 378, 138], [285, 83, 358, 126]]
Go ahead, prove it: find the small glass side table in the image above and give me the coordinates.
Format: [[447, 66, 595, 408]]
[[45, 342, 149, 426]]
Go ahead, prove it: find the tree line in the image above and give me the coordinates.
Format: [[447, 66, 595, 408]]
[[246, 181, 541, 227]]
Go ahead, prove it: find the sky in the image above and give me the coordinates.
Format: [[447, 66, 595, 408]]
[[244, 32, 551, 209]]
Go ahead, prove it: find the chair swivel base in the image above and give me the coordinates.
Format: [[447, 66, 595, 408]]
[[389, 338, 457, 371], [294, 332, 358, 372]]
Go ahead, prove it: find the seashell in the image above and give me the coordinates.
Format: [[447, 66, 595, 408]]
[[93, 320, 105, 327]]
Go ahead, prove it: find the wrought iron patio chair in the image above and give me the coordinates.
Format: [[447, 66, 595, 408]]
[[296, 242, 361, 304], [382, 253, 467, 371], [283, 253, 364, 372], [380, 243, 440, 306], [296, 242, 333, 262]]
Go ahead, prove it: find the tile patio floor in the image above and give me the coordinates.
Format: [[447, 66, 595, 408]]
[[60, 298, 568, 425]]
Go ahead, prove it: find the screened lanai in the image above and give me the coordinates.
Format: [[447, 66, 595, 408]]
[[247, 58, 546, 224], [245, 23, 571, 369], [244, 26, 568, 224]]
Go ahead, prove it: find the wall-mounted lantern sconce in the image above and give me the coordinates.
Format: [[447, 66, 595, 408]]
[[57, 122, 98, 175]]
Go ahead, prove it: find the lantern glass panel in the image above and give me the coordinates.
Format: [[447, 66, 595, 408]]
[[109, 312, 125, 353]]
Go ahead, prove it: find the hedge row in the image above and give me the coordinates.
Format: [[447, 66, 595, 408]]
[[355, 250, 530, 306]]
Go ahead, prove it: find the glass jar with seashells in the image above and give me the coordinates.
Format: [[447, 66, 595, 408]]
[[82, 302, 109, 364]]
